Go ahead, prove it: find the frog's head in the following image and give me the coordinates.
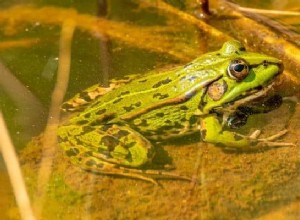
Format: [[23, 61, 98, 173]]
[[200, 40, 283, 114]]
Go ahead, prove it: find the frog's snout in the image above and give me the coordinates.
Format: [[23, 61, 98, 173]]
[[263, 59, 284, 76]]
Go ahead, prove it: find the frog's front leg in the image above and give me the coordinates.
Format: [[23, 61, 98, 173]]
[[200, 115, 294, 149]]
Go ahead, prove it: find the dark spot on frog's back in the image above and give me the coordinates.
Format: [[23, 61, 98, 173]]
[[83, 126, 95, 133], [180, 105, 188, 110], [139, 119, 149, 127], [101, 124, 113, 131], [90, 119, 103, 126], [79, 91, 92, 101], [84, 113, 91, 118], [153, 93, 169, 100], [174, 122, 184, 128], [96, 109, 106, 115], [120, 91, 130, 96], [160, 125, 174, 130], [100, 135, 119, 151], [116, 130, 130, 138], [123, 102, 141, 112], [85, 159, 97, 167], [165, 119, 172, 124], [152, 78, 172, 88], [123, 105, 135, 112], [112, 97, 123, 104], [126, 141, 137, 148], [189, 116, 198, 125], [66, 147, 80, 157], [180, 117, 187, 122], [139, 79, 147, 83], [76, 120, 89, 125], [135, 101, 142, 107], [142, 130, 156, 137], [156, 112, 164, 117]]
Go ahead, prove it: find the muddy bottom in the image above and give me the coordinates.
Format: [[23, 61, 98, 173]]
[[9, 102, 300, 220]]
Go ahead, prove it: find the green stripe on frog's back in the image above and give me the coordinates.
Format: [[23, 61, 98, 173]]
[[70, 56, 229, 125]]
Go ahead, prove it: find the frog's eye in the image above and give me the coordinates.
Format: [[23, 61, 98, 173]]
[[227, 59, 249, 81]]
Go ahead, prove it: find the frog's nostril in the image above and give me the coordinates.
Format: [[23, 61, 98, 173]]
[[263, 60, 268, 67]]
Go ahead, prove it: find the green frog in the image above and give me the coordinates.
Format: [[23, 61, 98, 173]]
[[58, 40, 294, 184]]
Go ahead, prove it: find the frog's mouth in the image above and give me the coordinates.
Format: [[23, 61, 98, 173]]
[[212, 72, 283, 118], [211, 73, 283, 129], [224, 81, 277, 110]]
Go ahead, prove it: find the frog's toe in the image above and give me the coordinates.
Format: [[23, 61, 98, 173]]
[[258, 141, 296, 147], [257, 129, 288, 141], [255, 129, 295, 147], [81, 157, 159, 185]]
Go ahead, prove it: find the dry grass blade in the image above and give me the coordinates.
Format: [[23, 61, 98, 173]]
[[0, 112, 36, 220], [142, 0, 231, 41], [0, 38, 40, 49], [33, 19, 75, 218], [215, 0, 300, 85], [226, 1, 300, 46], [238, 7, 300, 16]]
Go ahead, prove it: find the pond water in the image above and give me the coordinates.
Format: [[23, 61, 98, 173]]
[[0, 0, 300, 219]]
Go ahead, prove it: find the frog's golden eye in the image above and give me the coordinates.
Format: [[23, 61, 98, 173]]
[[227, 59, 249, 81]]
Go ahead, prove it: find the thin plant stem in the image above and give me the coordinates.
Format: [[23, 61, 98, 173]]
[[33, 19, 75, 218], [0, 112, 36, 220], [238, 6, 300, 16]]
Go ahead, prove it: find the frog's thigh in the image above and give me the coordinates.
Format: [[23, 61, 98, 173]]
[[60, 141, 158, 184], [76, 124, 154, 168], [200, 115, 250, 148]]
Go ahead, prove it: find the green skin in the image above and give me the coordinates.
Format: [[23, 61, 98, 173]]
[[58, 41, 286, 183]]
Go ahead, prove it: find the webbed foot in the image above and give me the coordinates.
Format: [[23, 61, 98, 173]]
[[247, 129, 296, 147], [81, 158, 191, 185]]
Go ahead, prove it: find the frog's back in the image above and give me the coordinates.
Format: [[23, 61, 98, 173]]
[[75, 55, 228, 123]]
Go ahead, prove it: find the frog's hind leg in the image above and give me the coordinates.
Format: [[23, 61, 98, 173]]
[[80, 156, 160, 185], [77, 151, 191, 185], [60, 140, 158, 184], [61, 141, 190, 184], [59, 123, 190, 184]]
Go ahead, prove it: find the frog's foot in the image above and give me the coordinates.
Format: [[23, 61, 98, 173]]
[[241, 129, 296, 148], [201, 115, 295, 149], [79, 157, 191, 185], [81, 158, 159, 185]]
